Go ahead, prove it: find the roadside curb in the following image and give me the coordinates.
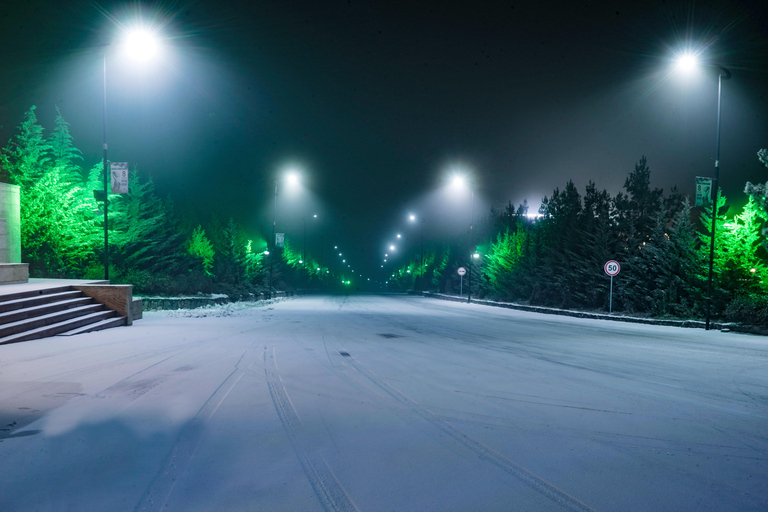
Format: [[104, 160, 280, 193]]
[[421, 291, 766, 335], [140, 291, 293, 311]]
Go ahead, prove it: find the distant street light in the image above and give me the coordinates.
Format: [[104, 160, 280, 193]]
[[673, 51, 731, 330], [98, 27, 162, 280]]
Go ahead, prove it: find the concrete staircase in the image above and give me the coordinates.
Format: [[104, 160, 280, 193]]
[[0, 286, 126, 345]]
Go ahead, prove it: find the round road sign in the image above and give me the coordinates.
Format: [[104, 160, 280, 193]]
[[604, 260, 620, 276], [457, 267, 467, 276]]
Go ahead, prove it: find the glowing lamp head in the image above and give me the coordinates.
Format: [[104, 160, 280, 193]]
[[286, 171, 300, 186], [389, 245, 395, 251], [409, 214, 416, 221], [124, 29, 161, 62], [674, 52, 699, 74]]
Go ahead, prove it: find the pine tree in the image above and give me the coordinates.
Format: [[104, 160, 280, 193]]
[[49, 106, 83, 182], [1, 106, 51, 186], [187, 225, 215, 275]]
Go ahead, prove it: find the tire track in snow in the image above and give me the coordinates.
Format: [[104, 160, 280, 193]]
[[133, 348, 251, 512], [264, 346, 359, 512], [337, 348, 597, 512]]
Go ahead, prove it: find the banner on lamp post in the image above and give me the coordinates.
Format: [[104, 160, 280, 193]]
[[110, 162, 129, 194], [695, 177, 712, 207]]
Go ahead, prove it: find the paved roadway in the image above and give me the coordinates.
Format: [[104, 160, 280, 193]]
[[1, 294, 767, 511]]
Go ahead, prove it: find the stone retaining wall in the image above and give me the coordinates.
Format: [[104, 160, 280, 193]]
[[141, 291, 292, 311]]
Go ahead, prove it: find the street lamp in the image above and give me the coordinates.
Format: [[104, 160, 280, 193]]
[[449, 171, 475, 303], [99, 27, 162, 280], [674, 51, 731, 330], [409, 213, 425, 290], [302, 213, 318, 266], [269, 170, 301, 298]]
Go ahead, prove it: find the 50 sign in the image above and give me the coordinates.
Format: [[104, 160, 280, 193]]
[[604, 260, 620, 314], [604, 260, 620, 276]]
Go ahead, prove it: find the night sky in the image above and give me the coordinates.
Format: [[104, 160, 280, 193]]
[[1, 0, 767, 278]]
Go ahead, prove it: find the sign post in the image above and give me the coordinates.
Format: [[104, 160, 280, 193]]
[[604, 260, 620, 313], [457, 267, 467, 296], [275, 233, 285, 248]]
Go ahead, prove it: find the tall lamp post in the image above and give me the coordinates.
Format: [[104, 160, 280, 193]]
[[468, 188, 475, 304], [674, 53, 731, 330], [101, 54, 109, 280], [705, 65, 731, 330], [99, 28, 161, 281], [449, 174, 475, 303], [269, 171, 300, 298], [409, 213, 425, 289]]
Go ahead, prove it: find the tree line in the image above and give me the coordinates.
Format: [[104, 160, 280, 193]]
[[0, 107, 334, 297], [387, 155, 768, 326]]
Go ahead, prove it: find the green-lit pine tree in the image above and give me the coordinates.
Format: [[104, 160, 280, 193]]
[[49, 106, 84, 183], [0, 106, 51, 186], [186, 225, 215, 275]]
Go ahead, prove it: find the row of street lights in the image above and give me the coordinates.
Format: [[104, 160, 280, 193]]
[[91, 22, 732, 322]]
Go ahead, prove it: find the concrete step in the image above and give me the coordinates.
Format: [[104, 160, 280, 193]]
[[0, 297, 95, 324], [0, 290, 86, 314], [0, 304, 107, 338], [0, 286, 79, 305], [58, 316, 127, 336], [0, 310, 119, 345]]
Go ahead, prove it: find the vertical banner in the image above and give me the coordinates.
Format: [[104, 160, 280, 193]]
[[110, 162, 129, 194], [695, 177, 712, 207], [275, 233, 285, 248]]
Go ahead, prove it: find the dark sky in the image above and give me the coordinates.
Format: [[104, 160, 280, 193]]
[[1, 0, 767, 278]]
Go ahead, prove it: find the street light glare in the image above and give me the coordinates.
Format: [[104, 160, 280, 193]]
[[409, 214, 416, 222], [674, 52, 699, 74], [451, 175, 465, 188], [124, 28, 161, 62], [286, 171, 300, 186]]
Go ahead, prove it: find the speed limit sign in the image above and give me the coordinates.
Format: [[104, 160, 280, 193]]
[[604, 260, 620, 276]]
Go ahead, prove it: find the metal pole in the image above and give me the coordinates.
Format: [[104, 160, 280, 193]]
[[420, 218, 424, 287], [609, 275, 613, 314], [102, 54, 109, 281], [705, 67, 730, 330], [468, 189, 474, 303], [269, 181, 276, 299]]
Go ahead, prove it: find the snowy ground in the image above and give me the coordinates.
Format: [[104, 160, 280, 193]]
[[1, 294, 767, 511]]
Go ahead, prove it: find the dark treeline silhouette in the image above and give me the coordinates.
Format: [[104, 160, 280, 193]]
[[388, 156, 768, 327]]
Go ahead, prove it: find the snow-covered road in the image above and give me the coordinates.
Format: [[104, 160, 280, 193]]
[[1, 294, 767, 511]]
